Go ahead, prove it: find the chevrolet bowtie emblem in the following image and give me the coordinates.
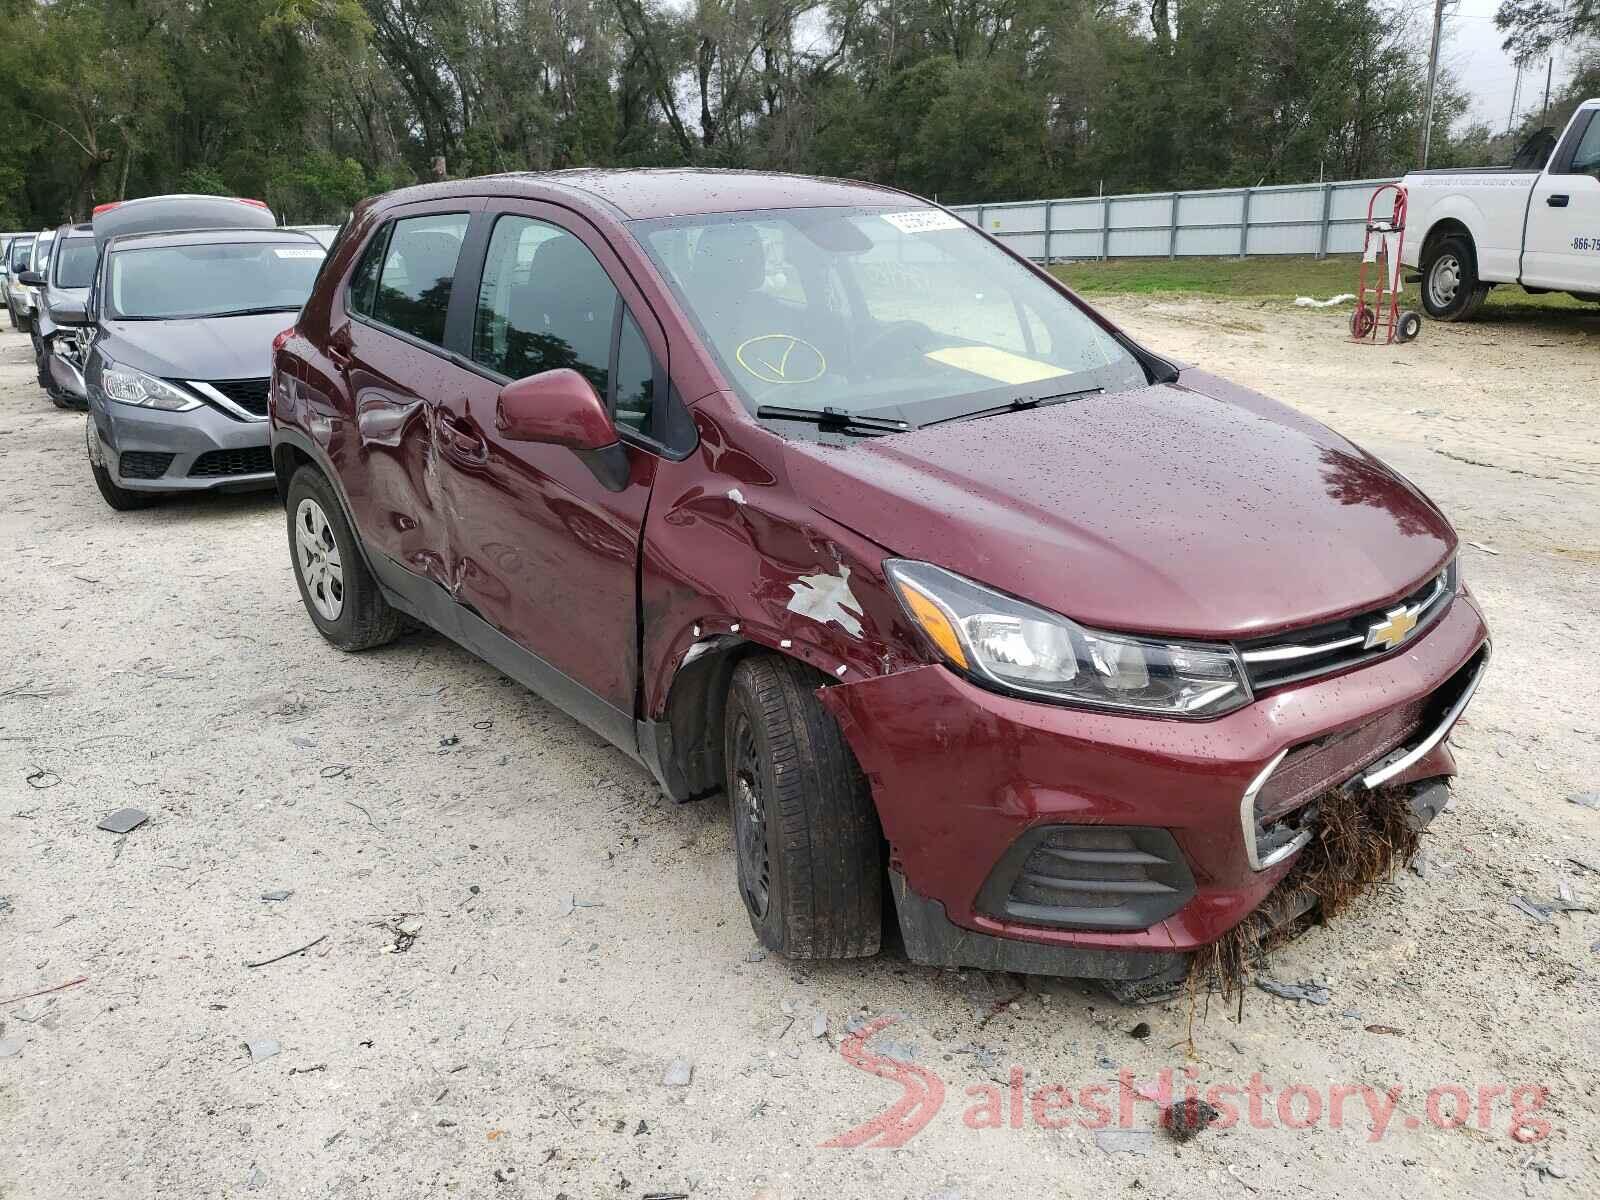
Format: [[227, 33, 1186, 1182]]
[[1365, 605, 1419, 651]]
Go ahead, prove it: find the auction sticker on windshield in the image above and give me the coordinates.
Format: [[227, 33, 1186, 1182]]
[[880, 209, 965, 234], [273, 247, 325, 259]]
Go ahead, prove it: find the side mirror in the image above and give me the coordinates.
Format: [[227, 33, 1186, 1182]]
[[47, 294, 89, 326], [495, 368, 629, 492], [496, 368, 618, 450], [18, 270, 44, 287]]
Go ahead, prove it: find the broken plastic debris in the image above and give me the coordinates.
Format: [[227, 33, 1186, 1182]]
[[662, 1058, 693, 1087], [1569, 791, 1600, 810], [0, 1038, 22, 1058], [1254, 978, 1331, 1005], [1509, 896, 1554, 924], [811, 1012, 828, 1038], [96, 808, 148, 835], [559, 895, 602, 917], [1093, 1129, 1152, 1156], [245, 1038, 280, 1063], [260, 890, 294, 902], [1292, 293, 1355, 308]]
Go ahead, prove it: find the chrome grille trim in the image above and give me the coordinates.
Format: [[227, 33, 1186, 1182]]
[[1237, 564, 1455, 690]]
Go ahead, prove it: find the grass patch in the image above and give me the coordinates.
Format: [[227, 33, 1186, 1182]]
[[1050, 254, 1595, 315]]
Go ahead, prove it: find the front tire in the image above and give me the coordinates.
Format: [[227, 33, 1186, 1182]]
[[285, 465, 405, 652], [1421, 235, 1488, 321], [724, 654, 882, 959]]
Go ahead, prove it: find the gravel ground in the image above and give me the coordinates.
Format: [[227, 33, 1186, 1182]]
[[1, 297, 1596, 1200]]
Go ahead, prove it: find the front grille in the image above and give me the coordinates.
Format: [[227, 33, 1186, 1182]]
[[977, 825, 1196, 932], [1238, 563, 1456, 692], [118, 451, 174, 479], [202, 378, 270, 417], [188, 447, 273, 477], [1244, 648, 1487, 869]]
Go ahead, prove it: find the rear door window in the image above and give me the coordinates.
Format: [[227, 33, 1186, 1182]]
[[370, 213, 470, 346]]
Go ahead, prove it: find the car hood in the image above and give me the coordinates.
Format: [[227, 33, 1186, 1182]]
[[781, 370, 1455, 639], [98, 312, 289, 381]]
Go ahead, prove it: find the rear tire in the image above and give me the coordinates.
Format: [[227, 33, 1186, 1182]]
[[1421, 235, 1488, 321], [285, 465, 405, 652], [86, 417, 159, 511], [724, 654, 882, 959]]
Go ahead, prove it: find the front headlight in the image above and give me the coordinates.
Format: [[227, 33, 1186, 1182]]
[[886, 560, 1251, 718], [99, 361, 202, 412]]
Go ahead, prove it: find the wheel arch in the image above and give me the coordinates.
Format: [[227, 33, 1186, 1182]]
[[1419, 216, 1476, 269]]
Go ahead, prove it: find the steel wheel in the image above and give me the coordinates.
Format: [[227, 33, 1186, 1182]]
[[731, 711, 771, 920], [1427, 252, 1461, 311], [294, 497, 345, 622]]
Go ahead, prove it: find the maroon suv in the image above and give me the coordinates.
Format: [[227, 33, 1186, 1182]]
[[270, 171, 1489, 995]]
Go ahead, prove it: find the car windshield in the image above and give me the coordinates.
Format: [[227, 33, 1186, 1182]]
[[106, 240, 325, 319], [10, 238, 34, 270], [53, 238, 97, 288], [633, 205, 1147, 434], [31, 233, 54, 272]]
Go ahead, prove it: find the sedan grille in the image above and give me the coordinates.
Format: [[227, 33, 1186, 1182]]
[[1237, 563, 1455, 691], [188, 447, 273, 478], [201, 378, 270, 417]]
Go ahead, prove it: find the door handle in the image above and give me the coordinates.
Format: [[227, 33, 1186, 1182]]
[[437, 410, 488, 463], [1547, 194, 1570, 207], [328, 328, 353, 368]]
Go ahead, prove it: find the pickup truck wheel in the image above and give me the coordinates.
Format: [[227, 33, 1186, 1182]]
[[285, 465, 406, 652], [724, 654, 882, 959], [1421, 236, 1488, 321]]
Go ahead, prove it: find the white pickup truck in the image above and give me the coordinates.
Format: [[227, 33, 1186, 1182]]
[[1402, 98, 1600, 320]]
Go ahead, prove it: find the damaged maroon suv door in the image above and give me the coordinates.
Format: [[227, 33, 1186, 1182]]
[[272, 171, 1488, 1001]]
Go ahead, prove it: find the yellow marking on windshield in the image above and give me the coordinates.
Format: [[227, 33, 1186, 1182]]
[[924, 346, 1063, 385]]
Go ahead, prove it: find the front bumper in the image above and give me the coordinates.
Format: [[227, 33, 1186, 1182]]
[[92, 397, 274, 493], [821, 589, 1489, 973]]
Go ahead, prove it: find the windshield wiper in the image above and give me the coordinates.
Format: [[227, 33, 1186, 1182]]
[[922, 385, 1104, 428], [756, 405, 913, 435], [204, 305, 302, 318]]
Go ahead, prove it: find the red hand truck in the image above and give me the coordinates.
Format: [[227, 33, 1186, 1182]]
[[1350, 183, 1422, 344]]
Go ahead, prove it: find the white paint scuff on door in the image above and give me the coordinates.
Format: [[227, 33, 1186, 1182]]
[[786, 566, 864, 637]]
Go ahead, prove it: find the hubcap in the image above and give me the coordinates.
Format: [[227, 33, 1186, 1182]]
[[294, 498, 345, 621], [1428, 254, 1461, 309], [731, 714, 771, 920]]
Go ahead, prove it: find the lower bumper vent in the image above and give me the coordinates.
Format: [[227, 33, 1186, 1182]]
[[189, 447, 273, 478], [118, 451, 175, 480], [976, 825, 1196, 932]]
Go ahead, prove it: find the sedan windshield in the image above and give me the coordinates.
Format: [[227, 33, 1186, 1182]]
[[634, 206, 1147, 433], [53, 238, 98, 288], [8, 238, 34, 271], [106, 240, 325, 320]]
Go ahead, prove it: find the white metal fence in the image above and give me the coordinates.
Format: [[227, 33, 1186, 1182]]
[[946, 178, 1397, 261]]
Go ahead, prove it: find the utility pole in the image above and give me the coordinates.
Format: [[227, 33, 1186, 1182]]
[[1508, 60, 1524, 134], [1419, 0, 1447, 168], [1542, 57, 1554, 125]]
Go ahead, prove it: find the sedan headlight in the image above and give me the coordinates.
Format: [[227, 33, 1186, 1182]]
[[886, 560, 1251, 717], [99, 361, 201, 412]]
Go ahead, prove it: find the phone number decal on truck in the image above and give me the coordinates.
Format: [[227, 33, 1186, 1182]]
[[1574, 237, 1599, 252]]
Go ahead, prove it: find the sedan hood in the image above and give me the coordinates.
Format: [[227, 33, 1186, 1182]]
[[99, 312, 289, 381], [782, 370, 1455, 640]]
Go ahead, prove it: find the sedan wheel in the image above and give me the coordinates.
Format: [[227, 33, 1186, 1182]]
[[294, 497, 345, 622]]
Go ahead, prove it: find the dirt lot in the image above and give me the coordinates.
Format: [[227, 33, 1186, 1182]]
[[1, 297, 1597, 1200]]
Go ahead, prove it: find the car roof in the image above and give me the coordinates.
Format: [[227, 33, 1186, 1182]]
[[53, 222, 94, 240], [93, 194, 277, 251], [383, 168, 920, 221], [107, 227, 322, 252]]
